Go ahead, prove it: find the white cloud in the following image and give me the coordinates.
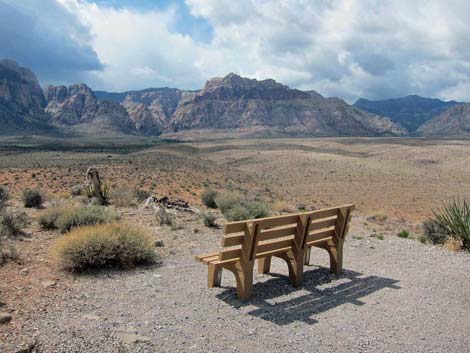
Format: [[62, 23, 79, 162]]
[[5, 0, 470, 102]]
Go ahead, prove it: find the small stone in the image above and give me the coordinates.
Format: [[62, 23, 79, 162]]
[[82, 314, 100, 321], [193, 228, 200, 234], [19, 268, 29, 275], [154, 239, 164, 247], [0, 312, 12, 324], [41, 280, 57, 288], [0, 301, 6, 307], [116, 333, 151, 344]]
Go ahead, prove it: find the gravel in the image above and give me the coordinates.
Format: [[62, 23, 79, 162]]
[[2, 216, 470, 353]]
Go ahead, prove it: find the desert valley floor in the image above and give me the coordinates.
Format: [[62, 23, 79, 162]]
[[1, 137, 470, 352]]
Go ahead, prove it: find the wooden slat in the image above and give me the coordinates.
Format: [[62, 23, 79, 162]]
[[306, 227, 335, 243], [201, 255, 220, 264], [256, 238, 294, 254], [310, 216, 337, 231], [222, 233, 245, 247], [255, 246, 292, 259], [224, 214, 299, 234], [259, 224, 298, 241], [306, 236, 333, 247], [220, 247, 242, 261], [195, 252, 219, 262]]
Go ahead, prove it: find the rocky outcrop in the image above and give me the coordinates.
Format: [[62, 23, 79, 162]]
[[417, 103, 470, 136], [45, 83, 135, 134], [0, 59, 50, 133], [169, 73, 407, 137], [354, 95, 460, 133]]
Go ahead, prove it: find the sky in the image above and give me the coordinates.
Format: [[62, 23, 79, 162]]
[[1, 0, 470, 103]]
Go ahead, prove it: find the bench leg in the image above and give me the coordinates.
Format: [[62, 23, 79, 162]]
[[276, 251, 304, 287], [231, 266, 253, 301], [208, 264, 222, 288], [323, 239, 344, 275], [258, 256, 271, 274], [304, 247, 311, 265]]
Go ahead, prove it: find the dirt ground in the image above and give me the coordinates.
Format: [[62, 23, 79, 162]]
[[1, 137, 470, 352]]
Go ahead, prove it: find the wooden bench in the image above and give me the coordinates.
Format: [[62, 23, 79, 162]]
[[196, 204, 354, 300]]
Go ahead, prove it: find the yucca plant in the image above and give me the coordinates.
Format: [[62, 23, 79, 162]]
[[431, 198, 470, 250]]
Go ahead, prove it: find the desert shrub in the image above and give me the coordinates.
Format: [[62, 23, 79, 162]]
[[70, 184, 84, 196], [38, 205, 118, 233], [22, 189, 43, 208], [245, 201, 271, 219], [111, 188, 135, 207], [272, 200, 298, 214], [397, 230, 410, 238], [430, 198, 470, 250], [52, 223, 156, 272], [0, 210, 28, 237], [201, 189, 218, 209], [84, 182, 111, 204], [368, 210, 387, 222], [422, 219, 448, 245], [0, 186, 9, 208], [215, 192, 242, 214], [134, 189, 151, 202], [155, 207, 179, 229], [224, 204, 252, 221], [202, 212, 217, 228]]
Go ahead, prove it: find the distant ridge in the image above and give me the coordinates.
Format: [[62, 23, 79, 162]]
[[354, 95, 461, 133]]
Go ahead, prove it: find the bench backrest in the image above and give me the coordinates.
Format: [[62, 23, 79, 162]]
[[219, 204, 354, 263]]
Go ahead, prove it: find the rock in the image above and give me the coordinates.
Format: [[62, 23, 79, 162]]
[[0, 59, 50, 134], [193, 228, 200, 234], [82, 313, 100, 321], [154, 239, 164, 247], [0, 312, 12, 324], [41, 280, 57, 288], [19, 268, 30, 275], [0, 301, 5, 307], [168, 73, 407, 137], [116, 333, 151, 344]]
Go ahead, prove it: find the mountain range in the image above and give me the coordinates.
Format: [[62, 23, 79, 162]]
[[1, 59, 469, 138]]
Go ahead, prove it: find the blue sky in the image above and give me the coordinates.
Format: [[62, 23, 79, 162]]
[[1, 0, 470, 102]]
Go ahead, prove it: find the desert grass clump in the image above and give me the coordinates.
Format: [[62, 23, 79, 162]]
[[155, 207, 179, 230], [397, 230, 410, 239], [202, 212, 217, 228], [0, 186, 9, 208], [201, 189, 218, 209], [110, 188, 135, 207], [38, 205, 118, 233], [134, 188, 151, 202], [22, 189, 43, 208], [430, 198, 470, 250], [0, 210, 28, 237], [52, 223, 157, 272], [215, 192, 242, 214], [368, 210, 388, 222], [272, 200, 298, 214]]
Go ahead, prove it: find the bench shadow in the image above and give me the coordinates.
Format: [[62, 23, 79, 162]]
[[215, 267, 400, 325]]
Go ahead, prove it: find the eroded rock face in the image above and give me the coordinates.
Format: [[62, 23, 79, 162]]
[[0, 59, 50, 133], [169, 73, 407, 137], [418, 103, 470, 136], [45, 83, 136, 134]]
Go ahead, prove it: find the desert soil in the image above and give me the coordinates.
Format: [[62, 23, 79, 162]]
[[1, 137, 470, 352]]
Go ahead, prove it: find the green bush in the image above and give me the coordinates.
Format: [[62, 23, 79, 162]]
[[422, 219, 448, 245], [201, 189, 218, 208], [0, 186, 9, 208], [155, 207, 178, 230], [215, 192, 242, 214], [430, 198, 470, 250], [22, 189, 43, 208], [245, 201, 271, 219], [202, 212, 217, 228], [397, 230, 410, 238], [224, 204, 252, 221], [0, 210, 28, 236], [38, 205, 118, 233], [52, 223, 157, 272]]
